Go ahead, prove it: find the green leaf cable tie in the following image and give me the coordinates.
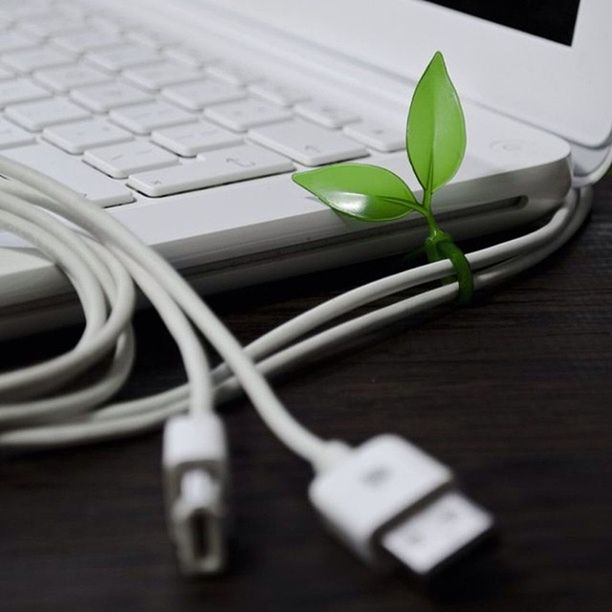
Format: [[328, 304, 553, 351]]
[[292, 51, 474, 303]]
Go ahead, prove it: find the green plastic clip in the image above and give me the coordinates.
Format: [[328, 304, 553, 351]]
[[292, 51, 473, 304]]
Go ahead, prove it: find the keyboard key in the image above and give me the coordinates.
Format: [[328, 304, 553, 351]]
[[85, 16, 123, 34], [249, 81, 309, 106], [163, 46, 216, 67], [123, 61, 203, 91], [151, 120, 242, 157], [125, 30, 170, 50], [206, 63, 261, 86], [128, 144, 293, 196], [34, 64, 112, 92], [84, 141, 178, 179], [53, 3, 89, 19], [3, 143, 134, 207], [20, 15, 84, 39], [2, 46, 74, 73], [0, 0, 52, 22], [86, 43, 160, 72], [110, 101, 194, 134], [43, 119, 132, 154], [71, 81, 152, 112], [0, 117, 35, 149], [249, 119, 368, 166], [343, 121, 405, 152], [0, 32, 38, 53], [52, 29, 123, 54], [6, 98, 90, 131], [205, 98, 292, 132], [295, 100, 360, 128], [0, 78, 50, 108], [162, 79, 245, 110]]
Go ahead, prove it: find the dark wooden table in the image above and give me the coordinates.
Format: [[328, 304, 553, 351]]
[[1, 178, 611, 612]]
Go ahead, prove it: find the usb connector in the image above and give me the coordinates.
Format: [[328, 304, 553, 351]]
[[381, 490, 493, 575], [309, 434, 493, 576], [163, 413, 229, 575]]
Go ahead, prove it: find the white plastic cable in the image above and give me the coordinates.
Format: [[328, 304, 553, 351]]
[[0, 155, 590, 464], [56, 189, 583, 424], [0, 156, 330, 466], [54, 187, 586, 427]]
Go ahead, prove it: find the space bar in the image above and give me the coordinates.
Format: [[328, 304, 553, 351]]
[[1, 144, 135, 208]]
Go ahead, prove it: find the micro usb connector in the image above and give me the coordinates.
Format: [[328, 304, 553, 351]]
[[309, 434, 493, 577]]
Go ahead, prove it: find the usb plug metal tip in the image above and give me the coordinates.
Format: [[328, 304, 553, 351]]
[[381, 491, 494, 576]]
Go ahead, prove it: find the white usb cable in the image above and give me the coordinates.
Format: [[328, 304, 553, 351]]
[[0, 155, 338, 574], [0, 152, 591, 577], [0, 185, 584, 443]]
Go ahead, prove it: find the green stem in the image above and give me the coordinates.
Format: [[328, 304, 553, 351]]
[[435, 240, 474, 305], [422, 187, 433, 212], [422, 209, 444, 238], [420, 188, 473, 304]]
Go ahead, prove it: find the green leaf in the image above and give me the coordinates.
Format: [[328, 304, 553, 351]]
[[292, 163, 422, 222], [407, 51, 466, 194]]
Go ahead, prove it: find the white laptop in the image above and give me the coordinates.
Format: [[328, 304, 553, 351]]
[[0, 0, 610, 338]]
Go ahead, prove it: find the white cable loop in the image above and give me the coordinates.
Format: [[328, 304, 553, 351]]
[[0, 155, 329, 464], [0, 153, 590, 464], [0, 209, 110, 398], [0, 203, 137, 422]]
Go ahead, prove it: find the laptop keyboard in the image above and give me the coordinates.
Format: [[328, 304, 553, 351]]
[[0, 0, 405, 207]]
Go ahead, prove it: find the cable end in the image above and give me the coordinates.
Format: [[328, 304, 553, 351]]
[[380, 490, 493, 576], [309, 434, 493, 576], [163, 413, 229, 575]]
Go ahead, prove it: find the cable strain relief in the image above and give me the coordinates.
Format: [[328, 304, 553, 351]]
[[312, 439, 352, 474]]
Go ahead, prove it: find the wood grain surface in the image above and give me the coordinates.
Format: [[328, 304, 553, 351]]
[[0, 179, 611, 611]]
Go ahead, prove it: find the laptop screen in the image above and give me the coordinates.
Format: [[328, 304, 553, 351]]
[[424, 1, 581, 46]]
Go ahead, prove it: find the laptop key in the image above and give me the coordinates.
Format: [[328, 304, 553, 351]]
[[0, 1, 52, 22], [163, 46, 217, 68], [84, 141, 178, 179], [125, 30, 171, 50], [34, 64, 112, 92], [128, 144, 293, 197], [86, 43, 160, 72], [123, 61, 203, 91], [151, 120, 242, 157], [52, 29, 124, 54], [162, 79, 245, 110], [0, 117, 35, 149], [249, 119, 368, 166], [0, 78, 50, 108], [343, 121, 405, 152], [2, 143, 134, 207], [295, 100, 360, 128], [205, 98, 292, 132], [5, 98, 90, 131], [2, 46, 74, 73], [205, 63, 261, 86], [0, 32, 38, 53], [109, 101, 195, 134], [0, 67, 14, 81], [71, 81, 152, 112], [19, 15, 85, 39], [86, 16, 123, 35], [43, 119, 133, 154], [248, 81, 309, 107]]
